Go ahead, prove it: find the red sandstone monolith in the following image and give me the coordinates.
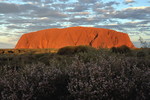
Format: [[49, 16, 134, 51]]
[[15, 27, 135, 49]]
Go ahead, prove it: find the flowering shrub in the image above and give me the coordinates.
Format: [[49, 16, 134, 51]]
[[0, 63, 69, 100], [0, 48, 149, 100], [68, 57, 150, 100]]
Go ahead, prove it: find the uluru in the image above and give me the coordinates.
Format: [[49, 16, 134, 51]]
[[15, 26, 135, 49]]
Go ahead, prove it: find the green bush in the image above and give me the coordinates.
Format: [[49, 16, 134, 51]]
[[111, 47, 118, 53], [57, 45, 97, 55], [74, 45, 96, 53], [111, 45, 131, 54], [57, 46, 75, 55]]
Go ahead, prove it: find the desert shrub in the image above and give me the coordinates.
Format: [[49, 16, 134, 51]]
[[57, 46, 75, 55], [0, 63, 70, 100], [117, 45, 131, 54], [0, 50, 4, 54], [137, 51, 145, 57], [57, 45, 97, 55], [111, 47, 118, 53], [13, 49, 23, 54], [74, 45, 96, 53], [68, 57, 150, 100], [7, 51, 14, 54], [35, 53, 54, 65], [74, 46, 98, 63], [111, 45, 131, 54], [0, 58, 149, 100], [0, 47, 150, 100], [76, 51, 99, 64]]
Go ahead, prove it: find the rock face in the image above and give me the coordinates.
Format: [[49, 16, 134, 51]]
[[15, 27, 135, 49]]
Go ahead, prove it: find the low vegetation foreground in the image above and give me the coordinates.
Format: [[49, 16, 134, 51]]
[[0, 45, 150, 100]]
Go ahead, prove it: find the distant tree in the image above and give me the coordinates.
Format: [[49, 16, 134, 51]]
[[139, 36, 150, 48]]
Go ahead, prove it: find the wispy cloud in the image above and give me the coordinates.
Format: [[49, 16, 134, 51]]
[[124, 0, 135, 4], [0, 0, 149, 48]]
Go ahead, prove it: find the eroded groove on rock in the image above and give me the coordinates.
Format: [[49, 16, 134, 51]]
[[89, 32, 98, 46]]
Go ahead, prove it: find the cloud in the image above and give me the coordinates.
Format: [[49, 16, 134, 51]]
[[0, 2, 67, 19], [23, 24, 62, 32], [93, 1, 119, 15], [6, 17, 55, 24], [68, 17, 99, 24], [23, 0, 55, 4], [5, 18, 63, 32], [105, 1, 120, 6], [22, 0, 42, 3], [0, 3, 20, 13], [31, 8, 68, 18], [23, 0, 41, 2], [6, 25, 23, 30], [112, 7, 150, 20], [0, 3, 40, 14], [67, 3, 89, 12], [0, 32, 12, 36], [20, 4, 39, 10], [78, 0, 97, 3], [74, 12, 90, 15], [124, 0, 135, 4], [95, 20, 150, 34], [0, 35, 18, 48], [59, 0, 69, 2], [0, 0, 149, 48], [132, 42, 141, 48], [0, 42, 14, 48]]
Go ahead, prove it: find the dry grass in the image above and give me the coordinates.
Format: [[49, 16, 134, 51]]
[[0, 48, 58, 54]]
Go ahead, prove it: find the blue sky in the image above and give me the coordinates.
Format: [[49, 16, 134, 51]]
[[0, 0, 150, 48]]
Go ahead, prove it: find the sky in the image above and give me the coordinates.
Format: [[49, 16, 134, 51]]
[[0, 0, 150, 48]]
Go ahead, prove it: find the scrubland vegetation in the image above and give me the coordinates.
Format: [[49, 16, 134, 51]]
[[0, 45, 150, 100]]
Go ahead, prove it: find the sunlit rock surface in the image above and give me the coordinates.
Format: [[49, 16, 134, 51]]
[[15, 27, 135, 49]]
